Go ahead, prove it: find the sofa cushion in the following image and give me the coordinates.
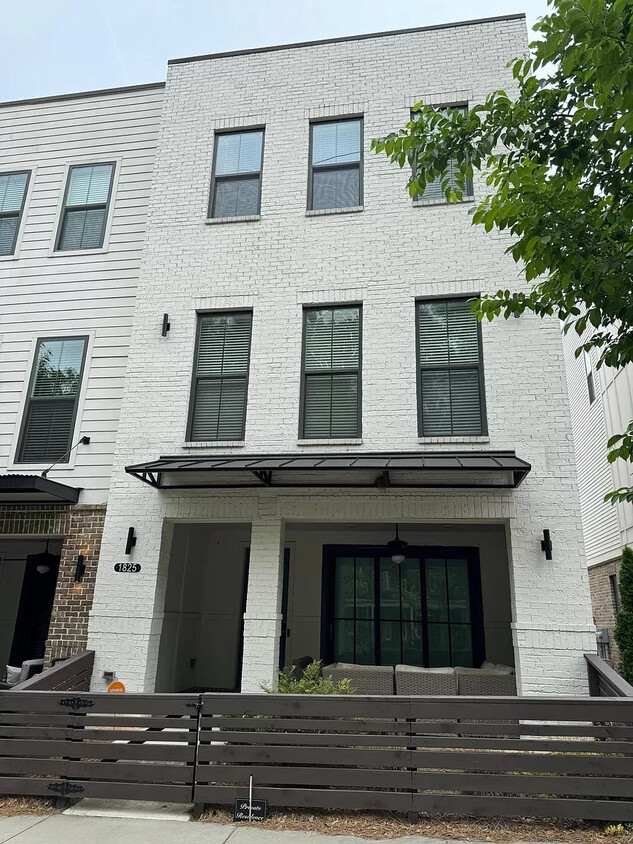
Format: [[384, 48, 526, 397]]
[[322, 663, 394, 695], [395, 664, 457, 696], [5, 665, 21, 686]]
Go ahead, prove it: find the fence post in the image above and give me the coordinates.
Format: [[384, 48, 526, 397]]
[[406, 711, 418, 824], [191, 693, 205, 820]]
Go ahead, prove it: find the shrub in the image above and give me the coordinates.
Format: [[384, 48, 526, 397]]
[[614, 546, 633, 683], [263, 660, 355, 694]]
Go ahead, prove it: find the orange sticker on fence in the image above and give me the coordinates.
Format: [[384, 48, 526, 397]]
[[107, 681, 126, 693]]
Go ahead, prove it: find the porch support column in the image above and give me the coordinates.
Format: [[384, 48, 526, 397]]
[[240, 517, 284, 693]]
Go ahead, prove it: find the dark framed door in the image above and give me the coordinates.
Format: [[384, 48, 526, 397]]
[[321, 545, 484, 668]]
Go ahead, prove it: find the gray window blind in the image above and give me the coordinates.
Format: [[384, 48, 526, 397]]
[[210, 130, 264, 218], [413, 105, 470, 201], [57, 163, 114, 251], [0, 171, 30, 256], [309, 119, 362, 210], [189, 312, 252, 441], [18, 337, 87, 463], [417, 298, 485, 436], [301, 306, 361, 438]]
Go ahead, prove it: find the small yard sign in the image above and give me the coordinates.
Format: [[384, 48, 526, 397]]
[[233, 798, 267, 822], [107, 681, 126, 693]]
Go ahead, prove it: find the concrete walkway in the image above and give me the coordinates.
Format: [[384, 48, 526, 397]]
[[0, 814, 556, 844]]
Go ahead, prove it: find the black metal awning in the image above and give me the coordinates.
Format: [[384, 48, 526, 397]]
[[0, 474, 81, 504], [125, 451, 531, 491]]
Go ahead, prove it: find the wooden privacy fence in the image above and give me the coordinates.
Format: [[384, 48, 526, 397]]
[[1, 691, 633, 821]]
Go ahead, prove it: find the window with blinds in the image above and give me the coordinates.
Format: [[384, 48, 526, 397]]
[[417, 297, 486, 436], [188, 312, 253, 441], [301, 306, 361, 438], [56, 163, 115, 251], [413, 105, 472, 202], [17, 337, 87, 463], [308, 119, 362, 210], [210, 130, 264, 218], [0, 171, 30, 256]]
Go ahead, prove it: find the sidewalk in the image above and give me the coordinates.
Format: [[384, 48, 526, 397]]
[[0, 814, 550, 844]]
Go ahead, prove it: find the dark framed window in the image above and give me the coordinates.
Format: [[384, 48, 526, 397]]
[[300, 305, 361, 438], [209, 129, 264, 218], [56, 163, 115, 251], [188, 311, 252, 441], [322, 545, 485, 667], [584, 350, 596, 404], [413, 104, 472, 201], [17, 337, 88, 463], [610, 573, 620, 614], [0, 171, 30, 256], [308, 118, 363, 210], [416, 297, 486, 436]]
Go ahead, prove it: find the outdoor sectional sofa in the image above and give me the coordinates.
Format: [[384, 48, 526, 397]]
[[322, 661, 517, 696]]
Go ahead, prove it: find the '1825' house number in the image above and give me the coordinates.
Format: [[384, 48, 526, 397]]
[[114, 563, 141, 573]]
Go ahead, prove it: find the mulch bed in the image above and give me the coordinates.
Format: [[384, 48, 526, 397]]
[[201, 807, 633, 842], [0, 796, 58, 817]]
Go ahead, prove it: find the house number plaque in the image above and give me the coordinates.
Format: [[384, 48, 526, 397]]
[[114, 562, 141, 573]]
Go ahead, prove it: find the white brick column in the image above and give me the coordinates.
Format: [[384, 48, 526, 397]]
[[240, 517, 285, 693]]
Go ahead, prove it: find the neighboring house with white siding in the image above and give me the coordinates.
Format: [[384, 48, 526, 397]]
[[0, 83, 164, 671], [563, 331, 633, 664], [84, 15, 596, 698]]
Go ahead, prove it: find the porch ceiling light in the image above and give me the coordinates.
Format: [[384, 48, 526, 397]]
[[387, 524, 408, 564]]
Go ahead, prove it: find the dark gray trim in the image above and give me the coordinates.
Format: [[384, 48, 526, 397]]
[[0, 474, 80, 504], [415, 296, 488, 437], [55, 162, 116, 252], [208, 128, 265, 219], [299, 304, 362, 439], [168, 15, 526, 65], [0, 82, 165, 110], [307, 117, 363, 212], [16, 335, 89, 465], [0, 170, 31, 256], [186, 310, 253, 442]]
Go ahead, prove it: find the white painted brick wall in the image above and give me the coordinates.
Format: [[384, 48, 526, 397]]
[[88, 16, 595, 695]]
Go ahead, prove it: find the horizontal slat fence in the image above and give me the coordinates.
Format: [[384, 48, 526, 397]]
[[196, 693, 633, 822], [1, 691, 633, 820], [0, 692, 199, 802]]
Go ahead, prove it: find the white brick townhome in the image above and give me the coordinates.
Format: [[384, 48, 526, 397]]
[[86, 14, 596, 696]]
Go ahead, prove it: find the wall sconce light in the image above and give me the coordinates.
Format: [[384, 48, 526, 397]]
[[161, 313, 171, 337], [541, 529, 553, 560], [74, 554, 86, 583], [512, 292, 521, 318], [125, 527, 137, 555]]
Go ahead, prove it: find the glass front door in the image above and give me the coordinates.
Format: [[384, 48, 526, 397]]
[[322, 545, 484, 668]]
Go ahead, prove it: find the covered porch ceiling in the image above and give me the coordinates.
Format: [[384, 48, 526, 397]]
[[125, 451, 531, 490]]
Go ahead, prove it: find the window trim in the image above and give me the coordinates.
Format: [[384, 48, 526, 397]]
[[299, 303, 363, 440], [52, 160, 118, 255], [208, 127, 265, 220], [415, 295, 488, 438], [411, 103, 473, 203], [15, 335, 89, 465], [0, 169, 32, 259], [307, 116, 364, 212], [321, 543, 486, 668], [583, 349, 597, 405], [186, 309, 253, 443]]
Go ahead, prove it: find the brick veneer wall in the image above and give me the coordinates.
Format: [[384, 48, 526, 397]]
[[44, 506, 105, 665], [588, 557, 621, 666]]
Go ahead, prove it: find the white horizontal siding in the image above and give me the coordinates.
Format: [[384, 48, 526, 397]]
[[0, 85, 164, 504]]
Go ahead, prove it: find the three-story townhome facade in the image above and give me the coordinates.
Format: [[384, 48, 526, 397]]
[[85, 14, 596, 696], [0, 83, 164, 673]]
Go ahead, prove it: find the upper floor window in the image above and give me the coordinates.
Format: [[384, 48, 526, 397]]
[[308, 118, 362, 211], [56, 163, 115, 251], [209, 130, 264, 218], [417, 297, 486, 436], [188, 311, 253, 441], [17, 337, 88, 463], [413, 105, 471, 202], [0, 171, 30, 256], [301, 305, 361, 438], [583, 349, 596, 404]]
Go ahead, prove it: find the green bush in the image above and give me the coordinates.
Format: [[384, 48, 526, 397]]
[[614, 546, 633, 683], [263, 660, 355, 694]]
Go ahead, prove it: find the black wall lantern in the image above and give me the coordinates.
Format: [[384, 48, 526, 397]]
[[74, 554, 86, 583], [125, 527, 137, 555], [541, 529, 553, 560], [161, 313, 171, 337]]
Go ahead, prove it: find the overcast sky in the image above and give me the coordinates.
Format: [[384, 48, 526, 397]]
[[1, 0, 549, 102]]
